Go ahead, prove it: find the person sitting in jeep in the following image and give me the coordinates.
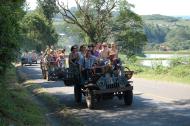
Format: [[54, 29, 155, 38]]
[[45, 50, 57, 71], [81, 50, 97, 81], [57, 49, 65, 69]]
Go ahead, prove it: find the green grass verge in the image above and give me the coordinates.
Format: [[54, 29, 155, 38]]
[[134, 72, 190, 84], [128, 64, 190, 84], [24, 81, 84, 126], [0, 66, 46, 126]]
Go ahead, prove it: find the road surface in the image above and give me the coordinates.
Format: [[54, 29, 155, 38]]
[[20, 64, 190, 126]]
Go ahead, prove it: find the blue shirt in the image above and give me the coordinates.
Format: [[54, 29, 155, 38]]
[[78, 52, 85, 66], [84, 56, 97, 69]]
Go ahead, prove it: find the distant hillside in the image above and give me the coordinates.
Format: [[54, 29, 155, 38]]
[[175, 16, 190, 20], [142, 14, 179, 22], [142, 14, 190, 51]]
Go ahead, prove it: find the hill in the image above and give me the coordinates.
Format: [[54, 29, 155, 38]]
[[142, 14, 190, 51]]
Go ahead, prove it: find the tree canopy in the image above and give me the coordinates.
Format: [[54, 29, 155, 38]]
[[56, 0, 116, 43], [20, 0, 59, 52], [0, 0, 26, 74], [53, 0, 147, 54], [21, 10, 58, 51], [112, 0, 147, 55], [37, 0, 58, 22]]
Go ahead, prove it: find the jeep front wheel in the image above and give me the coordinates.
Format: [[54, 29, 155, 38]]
[[123, 90, 133, 105]]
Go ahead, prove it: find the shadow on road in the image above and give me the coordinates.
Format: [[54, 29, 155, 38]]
[[62, 96, 190, 126], [56, 92, 190, 126]]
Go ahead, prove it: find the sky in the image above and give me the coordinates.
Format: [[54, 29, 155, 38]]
[[26, 0, 190, 16]]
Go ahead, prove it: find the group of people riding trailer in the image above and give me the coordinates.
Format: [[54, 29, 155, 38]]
[[40, 45, 66, 80], [40, 42, 134, 109]]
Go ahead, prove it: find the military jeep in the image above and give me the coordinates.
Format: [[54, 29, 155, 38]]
[[63, 64, 134, 109]]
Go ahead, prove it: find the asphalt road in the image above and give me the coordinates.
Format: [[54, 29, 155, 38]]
[[20, 64, 190, 126]]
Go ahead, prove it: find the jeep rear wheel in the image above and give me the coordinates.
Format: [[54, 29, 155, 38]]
[[123, 90, 133, 105], [74, 85, 82, 103], [85, 89, 94, 109]]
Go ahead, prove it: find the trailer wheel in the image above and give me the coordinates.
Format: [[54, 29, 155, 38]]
[[85, 89, 94, 109], [123, 90, 133, 105], [74, 85, 82, 103]]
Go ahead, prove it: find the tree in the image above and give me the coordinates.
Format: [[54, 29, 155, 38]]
[[113, 0, 147, 55], [37, 0, 59, 22], [56, 0, 116, 43], [21, 11, 58, 51], [0, 0, 26, 74]]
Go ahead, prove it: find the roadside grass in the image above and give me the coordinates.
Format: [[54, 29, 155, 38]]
[[0, 66, 46, 126], [134, 71, 190, 84], [23, 79, 84, 126], [130, 64, 190, 84], [25, 83, 61, 109]]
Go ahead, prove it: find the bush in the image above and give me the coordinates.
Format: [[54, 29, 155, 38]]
[[123, 55, 150, 74], [170, 57, 183, 67], [170, 57, 190, 67], [152, 64, 169, 74], [169, 65, 190, 78]]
